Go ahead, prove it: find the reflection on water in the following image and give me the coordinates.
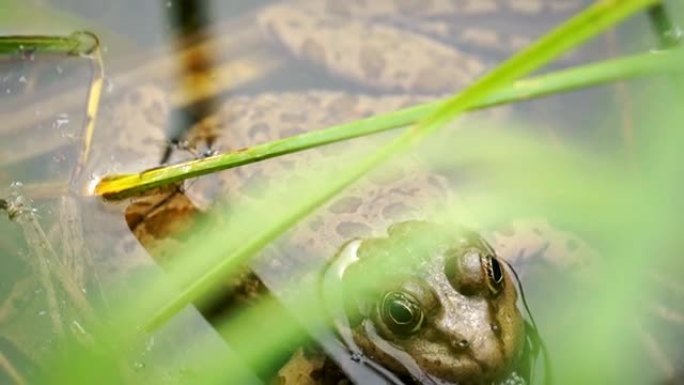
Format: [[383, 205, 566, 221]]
[[1, 0, 682, 384]]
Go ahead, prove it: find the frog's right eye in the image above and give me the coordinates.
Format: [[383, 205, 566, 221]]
[[380, 291, 424, 337], [483, 255, 504, 295]]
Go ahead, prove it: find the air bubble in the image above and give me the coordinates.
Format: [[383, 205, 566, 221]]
[[105, 78, 115, 93], [53, 113, 73, 138]]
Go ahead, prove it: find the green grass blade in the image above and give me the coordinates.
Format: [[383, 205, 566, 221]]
[[0, 31, 98, 55]]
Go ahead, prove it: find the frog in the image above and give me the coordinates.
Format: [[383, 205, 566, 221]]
[[87, 84, 582, 385]]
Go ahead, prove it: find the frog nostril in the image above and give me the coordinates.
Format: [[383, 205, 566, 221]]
[[451, 338, 469, 351], [491, 322, 501, 336]]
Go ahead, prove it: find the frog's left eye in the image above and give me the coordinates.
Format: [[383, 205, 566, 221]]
[[380, 291, 424, 337], [483, 255, 504, 295]]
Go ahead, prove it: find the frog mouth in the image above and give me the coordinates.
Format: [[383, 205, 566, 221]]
[[415, 350, 494, 383], [359, 324, 499, 384]]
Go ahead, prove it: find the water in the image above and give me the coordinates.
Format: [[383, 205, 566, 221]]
[[1, 1, 682, 384]]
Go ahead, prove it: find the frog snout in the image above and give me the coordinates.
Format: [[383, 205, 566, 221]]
[[435, 318, 505, 366]]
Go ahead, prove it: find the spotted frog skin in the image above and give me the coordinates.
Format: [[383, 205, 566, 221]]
[[257, 0, 587, 93]]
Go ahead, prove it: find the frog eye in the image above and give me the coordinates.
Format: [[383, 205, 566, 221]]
[[483, 255, 504, 295], [380, 291, 424, 337]]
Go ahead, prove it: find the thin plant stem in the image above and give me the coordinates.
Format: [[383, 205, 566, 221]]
[[71, 33, 104, 184]]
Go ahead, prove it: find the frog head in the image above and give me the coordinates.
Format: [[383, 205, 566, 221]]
[[325, 221, 533, 384]]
